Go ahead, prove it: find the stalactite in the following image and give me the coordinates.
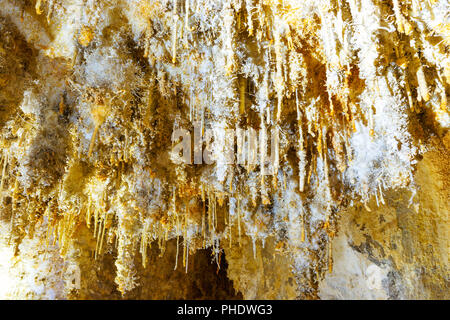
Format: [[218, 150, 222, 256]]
[[185, 0, 190, 31], [172, 0, 179, 64], [183, 204, 187, 268], [94, 216, 102, 259], [392, 0, 404, 33], [99, 214, 107, 256], [0, 151, 7, 195], [246, 127, 257, 172], [86, 198, 92, 228], [93, 208, 99, 239], [228, 205, 232, 248], [307, 143, 314, 185], [245, 0, 254, 36], [252, 236, 256, 259], [417, 64, 430, 102], [378, 182, 385, 205], [297, 93, 306, 192], [260, 113, 270, 204], [237, 196, 241, 247], [239, 76, 246, 115], [88, 97, 109, 158], [223, 6, 236, 76], [328, 237, 333, 273], [174, 229, 179, 270], [273, 13, 284, 122], [185, 238, 189, 273], [35, 0, 43, 15], [272, 125, 280, 188], [301, 212, 305, 242], [202, 199, 206, 248], [46, 0, 54, 23], [213, 192, 217, 230]]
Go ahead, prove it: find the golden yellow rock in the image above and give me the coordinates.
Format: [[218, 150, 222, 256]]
[[78, 26, 94, 47]]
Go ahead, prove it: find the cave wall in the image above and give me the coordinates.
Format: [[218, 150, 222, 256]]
[[319, 137, 449, 300]]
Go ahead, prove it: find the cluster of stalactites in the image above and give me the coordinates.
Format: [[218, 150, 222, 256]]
[[0, 0, 447, 294]]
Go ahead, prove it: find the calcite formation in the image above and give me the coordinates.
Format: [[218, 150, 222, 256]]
[[0, 0, 448, 299]]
